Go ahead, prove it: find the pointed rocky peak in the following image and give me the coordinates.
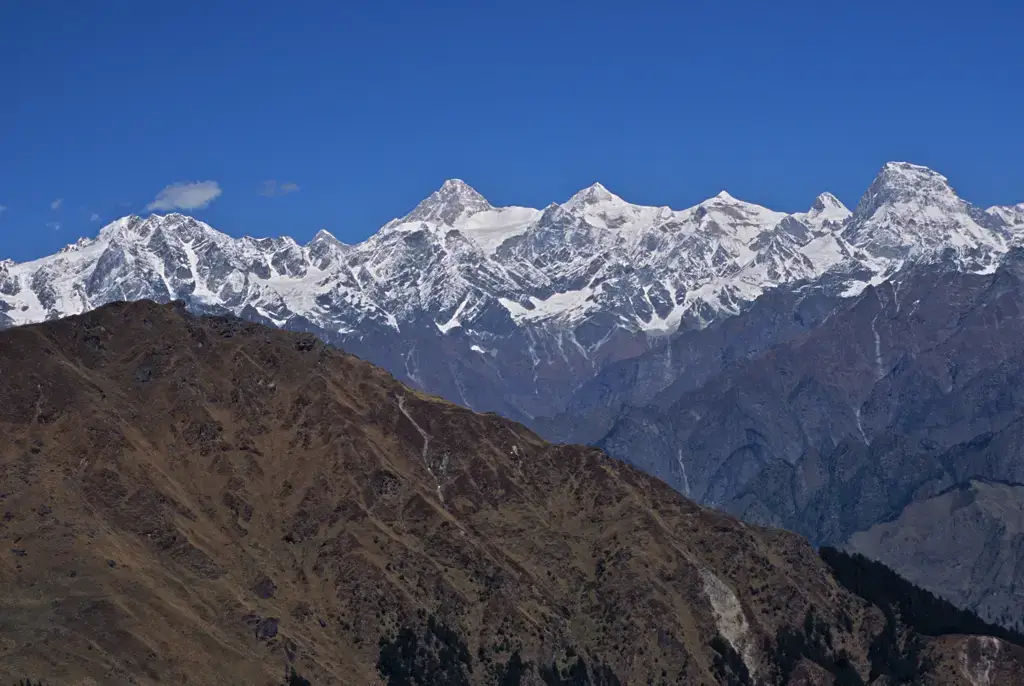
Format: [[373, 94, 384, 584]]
[[438, 178, 486, 199], [695, 190, 749, 210], [806, 192, 852, 226], [812, 192, 847, 213], [873, 162, 954, 196], [306, 229, 348, 269], [987, 203, 1024, 229], [693, 189, 764, 215], [309, 228, 342, 246], [878, 160, 948, 183], [854, 161, 961, 219], [842, 162, 1006, 261], [404, 178, 492, 226], [539, 202, 568, 225], [564, 182, 624, 209]]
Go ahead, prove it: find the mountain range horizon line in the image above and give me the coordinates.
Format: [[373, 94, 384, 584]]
[[7, 160, 1022, 264], [3, 156, 1023, 347]]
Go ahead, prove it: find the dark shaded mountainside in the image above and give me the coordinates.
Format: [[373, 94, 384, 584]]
[[3, 162, 1024, 642], [545, 248, 1024, 627], [0, 302, 1022, 685]]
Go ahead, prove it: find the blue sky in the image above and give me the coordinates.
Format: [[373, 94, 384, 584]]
[[1, 0, 1022, 262]]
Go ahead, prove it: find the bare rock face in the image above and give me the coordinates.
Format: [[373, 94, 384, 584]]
[[558, 247, 1024, 629], [1, 300, 1019, 684], [850, 480, 1024, 630]]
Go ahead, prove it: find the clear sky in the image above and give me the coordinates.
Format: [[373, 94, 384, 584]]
[[2, 0, 1022, 262]]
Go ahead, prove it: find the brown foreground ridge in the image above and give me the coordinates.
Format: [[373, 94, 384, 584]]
[[0, 300, 1021, 685]]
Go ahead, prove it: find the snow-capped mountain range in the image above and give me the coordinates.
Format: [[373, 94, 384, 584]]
[[2, 161, 1021, 421]]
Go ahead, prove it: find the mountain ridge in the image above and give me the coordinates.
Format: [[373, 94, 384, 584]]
[[3, 162, 1021, 427], [2, 299, 1022, 685], [557, 244, 1024, 629]]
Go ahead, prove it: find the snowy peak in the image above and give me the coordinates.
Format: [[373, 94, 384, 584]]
[[855, 162, 958, 216], [812, 192, 846, 213], [561, 183, 677, 239], [686, 190, 789, 246], [306, 228, 348, 269], [987, 204, 1024, 231], [843, 161, 1004, 262], [102, 213, 225, 242], [538, 202, 568, 225], [880, 160, 948, 182], [97, 215, 143, 239], [805, 192, 851, 227], [404, 178, 492, 225], [564, 182, 622, 209], [309, 228, 341, 245], [695, 190, 760, 211], [439, 178, 485, 198], [2, 161, 1020, 355]]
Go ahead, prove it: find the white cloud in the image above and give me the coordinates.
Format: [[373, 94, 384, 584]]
[[51, 198, 63, 210], [260, 180, 300, 197], [0, 204, 6, 217], [90, 213, 101, 222], [47, 221, 61, 231], [146, 180, 222, 211]]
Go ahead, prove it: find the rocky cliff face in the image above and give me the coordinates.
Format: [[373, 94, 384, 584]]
[[526, 165, 1024, 628], [850, 480, 1024, 630], [1, 300, 1019, 685], [576, 250, 1024, 629]]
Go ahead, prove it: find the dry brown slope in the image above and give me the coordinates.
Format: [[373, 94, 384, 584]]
[[0, 300, 1019, 685]]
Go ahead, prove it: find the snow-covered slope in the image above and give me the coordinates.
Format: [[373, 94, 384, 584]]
[[842, 162, 1008, 267], [1, 162, 1018, 421], [0, 178, 831, 334]]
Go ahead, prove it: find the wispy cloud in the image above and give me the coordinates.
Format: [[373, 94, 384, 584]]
[[51, 198, 63, 211], [260, 180, 300, 197], [146, 181, 222, 211], [90, 213, 101, 222], [47, 221, 61, 231], [0, 204, 7, 218]]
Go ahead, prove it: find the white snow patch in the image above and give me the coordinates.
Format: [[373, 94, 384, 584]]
[[435, 296, 470, 333], [498, 287, 597, 323], [454, 206, 542, 254], [798, 234, 848, 271]]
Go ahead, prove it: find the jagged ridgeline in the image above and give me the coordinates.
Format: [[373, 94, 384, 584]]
[[2, 301, 1023, 684], [3, 163, 1021, 430]]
